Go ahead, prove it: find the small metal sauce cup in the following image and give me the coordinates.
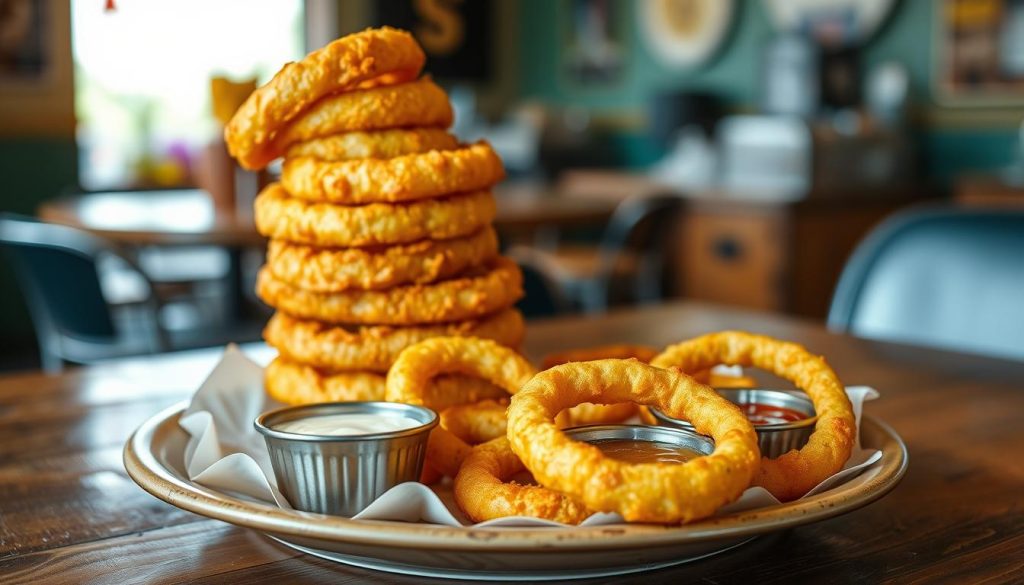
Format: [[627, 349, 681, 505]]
[[564, 424, 715, 458], [649, 389, 818, 459], [255, 401, 437, 517]]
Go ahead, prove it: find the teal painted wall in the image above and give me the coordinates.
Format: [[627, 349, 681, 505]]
[[517, 0, 1022, 181]]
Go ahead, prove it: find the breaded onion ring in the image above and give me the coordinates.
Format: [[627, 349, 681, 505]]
[[256, 257, 523, 326], [264, 308, 525, 372], [440, 399, 509, 445], [264, 227, 499, 292], [285, 128, 458, 162], [637, 370, 759, 424], [386, 337, 537, 477], [455, 437, 592, 525], [254, 184, 496, 247], [271, 77, 452, 151], [506, 359, 760, 524], [265, 357, 508, 411], [651, 331, 856, 501], [225, 27, 425, 170], [542, 344, 660, 426], [281, 142, 505, 204]]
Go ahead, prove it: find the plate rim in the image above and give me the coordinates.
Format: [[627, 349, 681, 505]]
[[124, 401, 908, 552]]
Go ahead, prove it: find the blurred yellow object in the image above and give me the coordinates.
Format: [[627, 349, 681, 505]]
[[211, 76, 257, 126]]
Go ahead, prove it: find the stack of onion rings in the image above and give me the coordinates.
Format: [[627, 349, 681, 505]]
[[651, 331, 856, 501]]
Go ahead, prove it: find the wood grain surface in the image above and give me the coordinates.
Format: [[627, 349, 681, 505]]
[[1, 302, 1023, 584]]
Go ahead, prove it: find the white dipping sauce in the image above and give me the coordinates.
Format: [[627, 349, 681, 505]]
[[274, 413, 422, 436]]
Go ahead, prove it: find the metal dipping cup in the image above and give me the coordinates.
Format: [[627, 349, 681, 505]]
[[564, 424, 715, 457], [254, 402, 437, 517], [649, 389, 818, 458]]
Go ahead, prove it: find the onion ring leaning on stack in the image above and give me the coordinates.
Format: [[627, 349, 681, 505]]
[[266, 358, 508, 410], [256, 257, 522, 326], [651, 331, 856, 501], [264, 308, 524, 372], [225, 27, 426, 169], [506, 359, 760, 524], [264, 227, 499, 292], [285, 128, 458, 162], [254, 184, 496, 247], [385, 337, 536, 477]]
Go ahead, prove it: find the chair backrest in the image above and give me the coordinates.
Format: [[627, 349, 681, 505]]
[[0, 214, 117, 340], [595, 193, 684, 277], [828, 206, 1024, 361]]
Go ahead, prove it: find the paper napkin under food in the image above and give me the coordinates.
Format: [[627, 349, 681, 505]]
[[177, 345, 883, 527]]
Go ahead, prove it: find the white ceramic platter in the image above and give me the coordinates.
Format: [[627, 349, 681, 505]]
[[124, 402, 907, 581]]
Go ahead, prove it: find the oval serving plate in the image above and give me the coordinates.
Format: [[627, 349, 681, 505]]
[[124, 402, 907, 581]]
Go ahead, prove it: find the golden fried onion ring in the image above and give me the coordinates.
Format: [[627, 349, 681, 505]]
[[542, 344, 660, 426], [264, 308, 525, 372], [506, 359, 760, 524], [226, 27, 425, 170], [285, 128, 458, 162], [455, 437, 593, 525], [281, 142, 505, 204], [265, 357, 508, 410], [256, 257, 522, 326], [254, 184, 496, 248], [651, 331, 856, 501], [386, 337, 537, 477], [265, 227, 499, 292], [440, 399, 509, 445], [271, 77, 452, 152]]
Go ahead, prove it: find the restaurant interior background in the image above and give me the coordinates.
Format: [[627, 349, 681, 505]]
[[1, 0, 1023, 371]]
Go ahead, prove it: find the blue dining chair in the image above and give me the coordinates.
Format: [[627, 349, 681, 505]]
[[828, 206, 1024, 361], [0, 214, 169, 372]]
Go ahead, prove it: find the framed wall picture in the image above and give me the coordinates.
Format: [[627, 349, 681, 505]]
[[934, 0, 1024, 106], [639, 0, 734, 69]]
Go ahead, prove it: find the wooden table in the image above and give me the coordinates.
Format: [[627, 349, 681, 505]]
[[2, 302, 1023, 583]]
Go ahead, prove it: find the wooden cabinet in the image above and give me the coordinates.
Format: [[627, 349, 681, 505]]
[[673, 196, 928, 320]]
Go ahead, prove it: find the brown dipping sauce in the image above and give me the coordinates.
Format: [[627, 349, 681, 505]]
[[741, 402, 809, 425], [593, 439, 704, 464]]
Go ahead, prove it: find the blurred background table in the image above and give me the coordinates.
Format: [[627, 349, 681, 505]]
[[1, 302, 1023, 583]]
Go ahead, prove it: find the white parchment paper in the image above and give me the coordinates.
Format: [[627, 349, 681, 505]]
[[178, 345, 882, 527]]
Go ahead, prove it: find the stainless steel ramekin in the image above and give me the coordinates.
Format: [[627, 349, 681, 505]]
[[564, 424, 715, 458], [254, 401, 437, 517], [649, 389, 818, 459]]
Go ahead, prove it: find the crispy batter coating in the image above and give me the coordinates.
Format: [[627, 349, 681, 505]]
[[254, 184, 496, 247], [225, 27, 425, 170], [264, 227, 499, 292], [281, 142, 505, 204], [440, 399, 509, 445], [455, 437, 593, 524], [636, 369, 759, 424], [256, 257, 522, 326], [651, 331, 856, 501], [386, 337, 537, 477], [506, 360, 760, 524], [285, 128, 458, 162], [264, 308, 525, 372], [541, 344, 660, 426], [271, 77, 452, 152], [265, 357, 508, 410]]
